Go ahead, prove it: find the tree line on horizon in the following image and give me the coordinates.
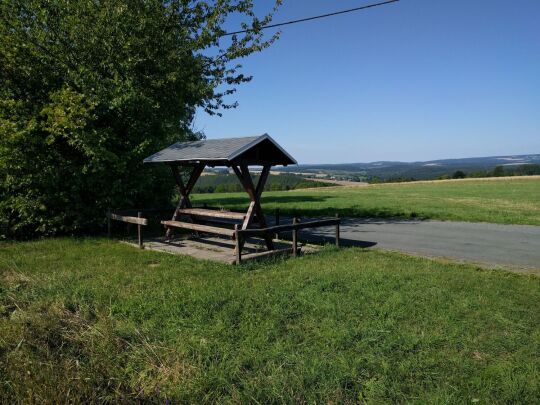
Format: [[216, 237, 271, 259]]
[[368, 164, 540, 184], [193, 173, 332, 194]]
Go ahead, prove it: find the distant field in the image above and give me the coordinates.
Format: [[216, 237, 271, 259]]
[[1, 238, 539, 402], [193, 177, 540, 225]]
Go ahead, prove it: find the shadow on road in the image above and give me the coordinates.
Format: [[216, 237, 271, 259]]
[[297, 229, 377, 248]]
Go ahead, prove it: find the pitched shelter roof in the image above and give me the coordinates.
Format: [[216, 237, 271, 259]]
[[143, 134, 296, 166]]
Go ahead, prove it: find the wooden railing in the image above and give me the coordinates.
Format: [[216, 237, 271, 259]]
[[107, 209, 149, 249], [234, 215, 340, 264], [107, 207, 341, 263]]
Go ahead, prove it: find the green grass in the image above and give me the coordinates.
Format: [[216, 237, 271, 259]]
[[192, 177, 540, 225], [1, 238, 539, 402]]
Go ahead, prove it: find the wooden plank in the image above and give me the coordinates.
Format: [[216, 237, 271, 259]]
[[109, 213, 148, 226], [161, 220, 235, 237], [237, 218, 341, 236], [239, 247, 293, 263], [178, 208, 245, 220]]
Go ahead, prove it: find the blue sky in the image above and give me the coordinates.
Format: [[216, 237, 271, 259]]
[[194, 0, 540, 164]]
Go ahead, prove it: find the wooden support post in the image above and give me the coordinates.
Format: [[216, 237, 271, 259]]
[[292, 217, 298, 257], [167, 163, 204, 239], [335, 213, 340, 248], [138, 211, 143, 249], [234, 225, 241, 265], [275, 208, 280, 240], [107, 208, 111, 238], [232, 164, 274, 251]]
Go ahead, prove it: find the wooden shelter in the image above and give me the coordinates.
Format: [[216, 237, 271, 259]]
[[143, 134, 297, 256], [107, 134, 341, 264]]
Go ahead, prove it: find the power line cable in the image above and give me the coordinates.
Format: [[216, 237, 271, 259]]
[[220, 0, 400, 37]]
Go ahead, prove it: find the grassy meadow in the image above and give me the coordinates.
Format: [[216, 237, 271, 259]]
[[1, 238, 539, 402], [193, 177, 540, 225]]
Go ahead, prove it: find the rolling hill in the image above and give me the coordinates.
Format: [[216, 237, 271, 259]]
[[277, 154, 540, 181]]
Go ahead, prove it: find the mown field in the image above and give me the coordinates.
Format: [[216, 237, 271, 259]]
[[1, 238, 539, 403], [193, 177, 540, 225]]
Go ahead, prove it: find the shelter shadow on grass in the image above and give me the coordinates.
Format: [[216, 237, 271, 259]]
[[197, 194, 428, 221]]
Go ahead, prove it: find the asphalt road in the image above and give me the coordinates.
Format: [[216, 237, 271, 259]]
[[289, 218, 540, 273]]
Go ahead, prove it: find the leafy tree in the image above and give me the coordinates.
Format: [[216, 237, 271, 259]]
[[492, 166, 505, 177], [513, 164, 540, 176], [0, 0, 281, 238], [452, 170, 466, 179]]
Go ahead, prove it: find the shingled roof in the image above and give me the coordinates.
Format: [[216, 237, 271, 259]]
[[143, 134, 296, 166]]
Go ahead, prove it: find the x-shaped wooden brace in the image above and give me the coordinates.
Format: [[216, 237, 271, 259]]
[[166, 163, 205, 239], [231, 164, 274, 253]]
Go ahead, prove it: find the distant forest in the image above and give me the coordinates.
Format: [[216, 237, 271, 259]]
[[441, 164, 540, 180], [192, 173, 333, 193], [371, 164, 540, 183]]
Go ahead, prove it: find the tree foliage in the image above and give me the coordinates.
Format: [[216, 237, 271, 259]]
[[0, 0, 281, 237], [192, 173, 333, 194]]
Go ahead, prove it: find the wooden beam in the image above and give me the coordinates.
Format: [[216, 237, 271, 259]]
[[242, 201, 256, 230], [109, 213, 148, 226], [170, 163, 204, 209], [170, 164, 188, 197], [236, 218, 341, 236], [335, 213, 340, 248], [185, 163, 205, 195], [234, 165, 255, 255], [178, 208, 245, 220], [137, 211, 144, 249], [238, 247, 292, 263], [292, 217, 298, 257], [167, 163, 205, 238], [233, 164, 274, 250], [231, 164, 275, 253], [235, 224, 241, 265], [239, 165, 257, 200], [161, 220, 235, 237], [255, 165, 271, 198], [231, 165, 254, 200], [107, 208, 111, 238], [243, 164, 274, 250]]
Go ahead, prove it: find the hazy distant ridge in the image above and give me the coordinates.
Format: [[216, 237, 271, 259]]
[[277, 154, 540, 180]]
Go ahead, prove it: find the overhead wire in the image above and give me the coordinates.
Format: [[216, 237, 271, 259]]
[[220, 0, 400, 37]]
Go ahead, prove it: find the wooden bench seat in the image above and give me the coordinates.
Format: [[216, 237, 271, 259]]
[[178, 208, 245, 220], [161, 220, 235, 237]]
